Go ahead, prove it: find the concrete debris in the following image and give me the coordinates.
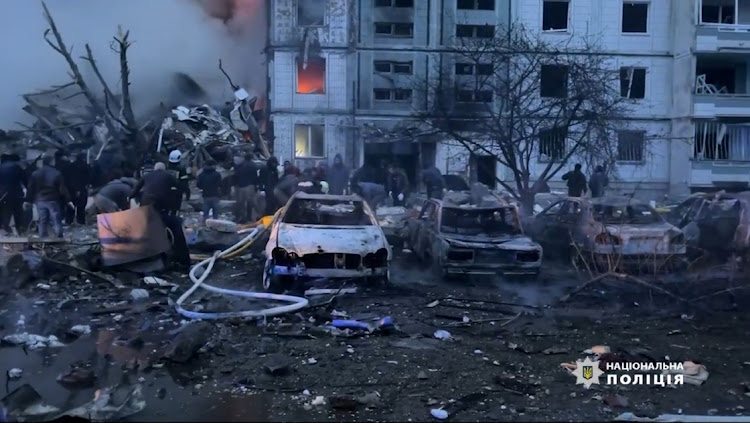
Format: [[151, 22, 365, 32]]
[[163, 321, 212, 363], [434, 330, 452, 340], [70, 325, 91, 335], [143, 276, 177, 288], [2, 333, 65, 349], [130, 288, 150, 301], [0, 384, 61, 420], [7, 369, 22, 379], [54, 383, 146, 421], [430, 408, 449, 420]]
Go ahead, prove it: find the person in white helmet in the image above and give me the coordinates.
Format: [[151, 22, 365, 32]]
[[167, 150, 190, 216]]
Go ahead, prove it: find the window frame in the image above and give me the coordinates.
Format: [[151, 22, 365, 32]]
[[619, 67, 647, 99], [374, 22, 415, 37], [538, 127, 567, 162], [621, 1, 650, 35], [294, 124, 326, 159], [616, 130, 646, 163], [297, 0, 326, 27], [456, 0, 495, 11], [541, 0, 570, 32], [540, 64, 569, 98], [373, 88, 413, 102], [374, 60, 414, 75]]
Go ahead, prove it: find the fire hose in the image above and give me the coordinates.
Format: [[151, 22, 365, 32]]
[[175, 224, 309, 320]]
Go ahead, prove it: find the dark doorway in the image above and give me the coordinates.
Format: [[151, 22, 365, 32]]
[[472, 154, 497, 188], [363, 141, 436, 190]]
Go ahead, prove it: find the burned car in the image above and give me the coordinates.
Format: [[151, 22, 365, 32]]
[[525, 197, 687, 272], [263, 192, 391, 292], [665, 191, 750, 259], [405, 198, 543, 277]]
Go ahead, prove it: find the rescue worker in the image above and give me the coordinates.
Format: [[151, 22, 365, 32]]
[[130, 162, 191, 268], [259, 156, 280, 215], [197, 159, 222, 223], [353, 181, 387, 210], [27, 154, 68, 238], [328, 153, 350, 195], [274, 167, 300, 207], [0, 153, 27, 235], [67, 153, 91, 224], [588, 165, 609, 198], [91, 177, 135, 214], [167, 150, 190, 215], [54, 151, 74, 224], [422, 162, 444, 200], [562, 163, 587, 197], [387, 164, 409, 206], [231, 154, 259, 223]]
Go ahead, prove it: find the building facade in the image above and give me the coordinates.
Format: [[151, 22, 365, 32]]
[[266, 0, 750, 198]]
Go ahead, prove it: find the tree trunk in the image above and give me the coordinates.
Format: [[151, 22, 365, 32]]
[[519, 189, 536, 217]]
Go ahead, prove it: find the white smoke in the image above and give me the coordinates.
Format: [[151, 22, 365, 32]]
[[0, 0, 267, 128]]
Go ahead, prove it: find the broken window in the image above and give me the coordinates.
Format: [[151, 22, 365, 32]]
[[542, 0, 569, 31], [620, 67, 646, 99], [457, 0, 495, 10], [297, 57, 326, 94], [375, 0, 414, 6], [441, 207, 521, 236], [616, 130, 645, 162], [455, 63, 493, 76], [375, 22, 414, 37], [297, 0, 326, 26], [538, 128, 566, 161], [456, 24, 495, 38], [701, 3, 735, 24], [294, 124, 326, 158], [374, 61, 413, 74], [456, 90, 493, 103], [622, 2, 648, 33], [540, 65, 568, 98], [373, 88, 412, 101], [592, 202, 660, 224], [283, 198, 373, 226]]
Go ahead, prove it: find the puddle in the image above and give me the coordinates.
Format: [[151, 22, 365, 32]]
[[0, 331, 300, 422]]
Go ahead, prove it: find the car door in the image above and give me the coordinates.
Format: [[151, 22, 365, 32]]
[[409, 201, 437, 258], [527, 200, 565, 245], [545, 200, 583, 254]]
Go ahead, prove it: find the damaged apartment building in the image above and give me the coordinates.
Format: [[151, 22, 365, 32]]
[[266, 0, 750, 197]]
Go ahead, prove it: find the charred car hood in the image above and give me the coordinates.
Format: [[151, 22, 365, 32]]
[[276, 223, 387, 256], [443, 234, 541, 251]]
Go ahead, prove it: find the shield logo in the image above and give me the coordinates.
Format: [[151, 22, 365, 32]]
[[582, 365, 593, 380]]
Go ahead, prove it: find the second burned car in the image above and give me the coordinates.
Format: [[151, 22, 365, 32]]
[[405, 197, 543, 278]]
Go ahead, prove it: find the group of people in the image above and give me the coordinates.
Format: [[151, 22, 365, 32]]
[[561, 163, 610, 198]]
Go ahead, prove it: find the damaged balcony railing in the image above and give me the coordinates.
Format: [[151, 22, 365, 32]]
[[693, 120, 750, 161]]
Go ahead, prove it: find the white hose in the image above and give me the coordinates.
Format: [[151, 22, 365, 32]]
[[175, 226, 309, 320]]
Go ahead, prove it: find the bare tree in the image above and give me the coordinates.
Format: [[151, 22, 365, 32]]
[[408, 24, 630, 213]]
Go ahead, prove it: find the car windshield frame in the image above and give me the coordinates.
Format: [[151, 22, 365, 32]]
[[591, 202, 663, 225], [282, 198, 374, 226], [439, 206, 522, 236]]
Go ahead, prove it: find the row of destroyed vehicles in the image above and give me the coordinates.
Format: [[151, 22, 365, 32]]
[[259, 177, 750, 292]]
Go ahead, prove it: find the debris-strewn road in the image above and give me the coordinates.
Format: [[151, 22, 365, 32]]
[[1, 248, 749, 422]]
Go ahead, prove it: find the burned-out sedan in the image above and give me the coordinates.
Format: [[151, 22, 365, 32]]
[[263, 192, 391, 292], [525, 197, 687, 272], [405, 199, 543, 277]]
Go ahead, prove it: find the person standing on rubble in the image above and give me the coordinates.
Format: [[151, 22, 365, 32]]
[[422, 161, 444, 200], [0, 153, 27, 235], [197, 159, 222, 224], [27, 154, 69, 238], [130, 162, 191, 268], [562, 163, 587, 197], [328, 154, 350, 195], [231, 154, 259, 223], [387, 164, 409, 206], [167, 150, 191, 216], [66, 153, 91, 225], [259, 156, 280, 216]]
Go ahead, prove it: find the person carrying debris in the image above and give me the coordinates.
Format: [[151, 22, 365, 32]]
[[328, 154, 350, 195], [588, 165, 609, 198], [66, 153, 91, 225], [422, 162, 444, 200], [231, 154, 259, 223], [91, 177, 136, 214], [260, 156, 280, 215], [197, 159, 222, 224], [167, 150, 191, 215], [0, 153, 27, 235], [274, 167, 300, 207], [562, 163, 587, 197], [353, 181, 387, 210], [387, 164, 409, 206], [27, 154, 69, 238]]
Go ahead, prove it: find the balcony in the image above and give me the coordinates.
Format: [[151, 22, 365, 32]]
[[693, 54, 750, 117], [696, 0, 750, 51], [690, 120, 750, 188]]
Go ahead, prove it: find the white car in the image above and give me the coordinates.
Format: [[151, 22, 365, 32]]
[[263, 192, 392, 292]]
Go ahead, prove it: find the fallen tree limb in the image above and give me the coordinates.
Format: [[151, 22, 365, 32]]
[[689, 284, 750, 303], [558, 272, 689, 304]]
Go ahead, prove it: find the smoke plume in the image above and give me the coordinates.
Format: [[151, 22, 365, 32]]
[[0, 0, 267, 128]]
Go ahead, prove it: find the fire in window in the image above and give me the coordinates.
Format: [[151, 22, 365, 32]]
[[540, 65, 568, 98], [297, 57, 326, 94], [542, 0, 569, 31], [457, 0, 495, 10], [616, 130, 645, 162], [622, 2, 649, 33], [539, 128, 566, 161], [298, 0, 326, 26], [295, 124, 325, 158], [620, 67, 646, 99]]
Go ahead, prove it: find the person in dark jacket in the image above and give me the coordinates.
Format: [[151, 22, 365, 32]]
[[232, 155, 259, 223], [387, 164, 409, 206], [167, 150, 191, 215], [274, 167, 300, 207], [54, 151, 75, 224], [260, 156, 280, 215], [562, 163, 587, 197], [66, 153, 91, 224], [282, 161, 294, 176], [92, 177, 135, 213], [328, 154, 349, 195], [353, 181, 387, 210], [422, 162, 444, 200], [0, 154, 27, 235], [588, 165, 609, 198], [197, 160, 223, 223], [27, 154, 68, 238]]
